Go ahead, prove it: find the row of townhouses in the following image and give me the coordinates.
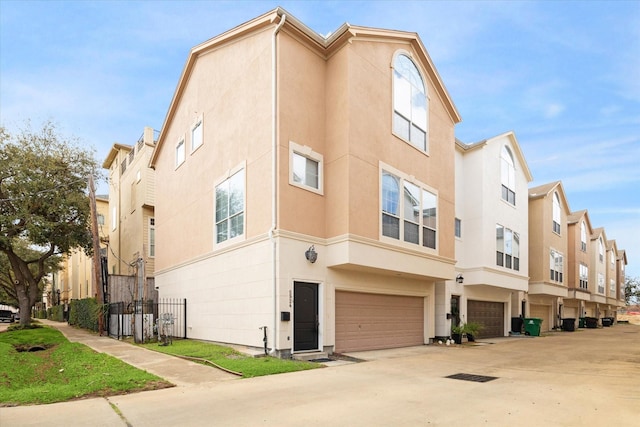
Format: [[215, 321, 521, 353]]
[[54, 9, 628, 358]]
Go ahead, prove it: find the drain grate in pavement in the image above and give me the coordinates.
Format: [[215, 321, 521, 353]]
[[445, 373, 498, 383], [309, 358, 333, 363]]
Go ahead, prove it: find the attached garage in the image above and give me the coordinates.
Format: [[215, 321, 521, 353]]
[[467, 300, 504, 338], [335, 291, 424, 353], [530, 304, 551, 332]]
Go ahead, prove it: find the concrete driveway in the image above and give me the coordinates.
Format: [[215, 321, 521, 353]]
[[2, 323, 639, 426]]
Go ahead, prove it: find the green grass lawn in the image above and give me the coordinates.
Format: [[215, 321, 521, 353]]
[[141, 339, 322, 378], [0, 326, 172, 406]]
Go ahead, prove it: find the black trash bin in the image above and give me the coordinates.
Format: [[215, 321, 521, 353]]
[[511, 317, 524, 334], [602, 317, 612, 327], [562, 318, 576, 332], [585, 317, 598, 328]]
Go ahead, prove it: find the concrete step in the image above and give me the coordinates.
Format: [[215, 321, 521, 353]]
[[292, 351, 329, 361]]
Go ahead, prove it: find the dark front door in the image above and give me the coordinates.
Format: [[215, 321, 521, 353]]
[[294, 282, 318, 351]]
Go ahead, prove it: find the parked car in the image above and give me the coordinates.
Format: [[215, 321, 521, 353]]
[[0, 310, 14, 323]]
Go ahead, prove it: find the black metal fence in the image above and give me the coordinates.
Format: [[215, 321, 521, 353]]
[[108, 298, 187, 342]]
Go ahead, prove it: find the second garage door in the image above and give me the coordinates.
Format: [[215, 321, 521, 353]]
[[335, 291, 424, 353], [530, 304, 551, 332], [467, 300, 504, 338]]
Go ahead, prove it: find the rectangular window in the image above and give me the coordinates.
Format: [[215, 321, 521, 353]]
[[175, 138, 185, 168], [215, 169, 245, 244], [120, 158, 127, 175], [149, 217, 155, 257], [289, 141, 323, 194], [496, 225, 519, 271], [581, 241, 587, 252], [579, 263, 589, 289], [550, 250, 563, 283], [381, 168, 436, 249], [454, 218, 461, 238], [553, 221, 561, 234], [597, 273, 605, 294], [191, 118, 203, 152], [111, 207, 117, 231], [128, 147, 135, 164], [97, 214, 105, 226], [610, 279, 615, 293]]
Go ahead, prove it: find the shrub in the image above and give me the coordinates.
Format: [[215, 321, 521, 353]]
[[69, 298, 107, 331]]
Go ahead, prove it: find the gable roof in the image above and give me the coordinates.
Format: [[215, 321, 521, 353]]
[[102, 143, 132, 169], [618, 249, 628, 264], [567, 209, 594, 236], [591, 227, 607, 243], [150, 7, 461, 167], [528, 180, 571, 213], [456, 131, 533, 182]]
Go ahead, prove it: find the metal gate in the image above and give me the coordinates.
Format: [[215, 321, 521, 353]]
[[108, 298, 187, 342]]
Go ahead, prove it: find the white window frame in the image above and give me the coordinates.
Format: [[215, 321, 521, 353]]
[[496, 224, 520, 271], [454, 218, 462, 238], [552, 192, 561, 234], [380, 162, 437, 250], [500, 146, 516, 205], [598, 238, 604, 262], [214, 163, 246, 246], [111, 207, 117, 231], [392, 51, 428, 153], [191, 115, 203, 153], [597, 273, 605, 294], [288, 141, 323, 195], [579, 263, 588, 289], [175, 137, 185, 169], [580, 220, 587, 252], [148, 217, 155, 258], [549, 249, 563, 283]]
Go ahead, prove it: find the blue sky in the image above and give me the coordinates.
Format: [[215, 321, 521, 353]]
[[1, 0, 638, 278]]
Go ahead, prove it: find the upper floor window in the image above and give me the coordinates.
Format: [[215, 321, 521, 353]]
[[175, 138, 185, 168], [610, 279, 615, 293], [597, 273, 605, 294], [500, 146, 516, 205], [289, 141, 323, 194], [191, 117, 203, 152], [496, 224, 520, 271], [552, 192, 561, 234], [381, 170, 437, 249], [111, 207, 117, 231], [579, 263, 588, 289], [549, 249, 563, 283], [97, 213, 105, 226], [610, 250, 615, 266], [598, 238, 604, 262], [393, 53, 428, 152], [215, 169, 245, 244], [455, 218, 462, 238], [149, 217, 155, 258], [580, 220, 587, 251]]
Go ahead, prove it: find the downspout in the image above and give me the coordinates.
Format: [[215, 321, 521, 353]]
[[269, 13, 286, 355]]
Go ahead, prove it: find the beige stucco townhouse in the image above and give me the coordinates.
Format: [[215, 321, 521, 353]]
[[439, 132, 532, 339], [566, 209, 594, 328], [617, 249, 627, 304], [53, 196, 109, 305], [103, 127, 157, 286], [587, 227, 608, 321], [149, 8, 461, 357], [528, 181, 570, 332]]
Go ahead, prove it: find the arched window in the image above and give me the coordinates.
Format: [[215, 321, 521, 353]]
[[552, 192, 561, 234], [500, 146, 516, 205], [580, 220, 587, 251], [599, 238, 604, 262], [393, 54, 428, 151]]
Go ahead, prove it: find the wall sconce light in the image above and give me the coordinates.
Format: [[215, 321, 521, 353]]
[[305, 245, 317, 263], [456, 274, 464, 284]]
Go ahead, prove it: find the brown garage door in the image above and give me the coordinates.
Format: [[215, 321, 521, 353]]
[[467, 300, 504, 338], [335, 291, 424, 353]]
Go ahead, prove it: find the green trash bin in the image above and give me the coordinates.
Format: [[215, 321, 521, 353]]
[[579, 317, 586, 328], [524, 318, 543, 336]]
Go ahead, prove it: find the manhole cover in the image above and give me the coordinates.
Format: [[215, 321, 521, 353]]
[[445, 373, 498, 383]]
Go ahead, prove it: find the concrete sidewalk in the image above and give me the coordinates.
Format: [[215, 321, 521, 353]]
[[2, 322, 639, 426]]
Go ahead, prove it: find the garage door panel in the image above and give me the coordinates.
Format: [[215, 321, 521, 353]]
[[530, 304, 550, 332], [335, 292, 424, 353], [467, 300, 504, 338]]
